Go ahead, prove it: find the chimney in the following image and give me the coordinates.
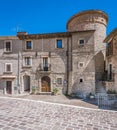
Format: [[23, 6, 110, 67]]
[[17, 32, 28, 36]]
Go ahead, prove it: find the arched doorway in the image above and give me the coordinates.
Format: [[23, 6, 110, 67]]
[[95, 51, 105, 80], [23, 75, 30, 92], [41, 76, 51, 92]]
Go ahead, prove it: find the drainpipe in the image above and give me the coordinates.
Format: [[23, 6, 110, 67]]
[[18, 50, 20, 94], [66, 36, 71, 95], [66, 37, 69, 95], [42, 37, 43, 52], [17, 39, 22, 94]]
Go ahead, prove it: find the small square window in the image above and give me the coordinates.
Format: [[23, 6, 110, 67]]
[[79, 62, 84, 68], [80, 78, 83, 83], [56, 40, 62, 48], [79, 40, 85, 45], [57, 78, 62, 85], [26, 41, 32, 49]]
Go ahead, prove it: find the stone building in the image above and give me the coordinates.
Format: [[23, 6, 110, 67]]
[[0, 10, 108, 97], [103, 28, 117, 92]]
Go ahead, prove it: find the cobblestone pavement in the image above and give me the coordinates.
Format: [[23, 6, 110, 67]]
[[0, 96, 117, 130], [15, 95, 98, 109]]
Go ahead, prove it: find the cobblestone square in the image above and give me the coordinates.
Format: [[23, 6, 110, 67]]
[[0, 96, 117, 130]]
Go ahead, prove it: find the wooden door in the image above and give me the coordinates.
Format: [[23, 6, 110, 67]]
[[6, 81, 12, 94], [41, 76, 50, 92]]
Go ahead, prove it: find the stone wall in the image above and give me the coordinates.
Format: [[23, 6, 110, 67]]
[[0, 38, 22, 94], [0, 10, 108, 96], [66, 10, 108, 96], [21, 37, 69, 94], [70, 31, 95, 97], [105, 55, 117, 91]]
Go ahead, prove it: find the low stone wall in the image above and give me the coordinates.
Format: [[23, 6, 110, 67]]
[[103, 81, 117, 91]]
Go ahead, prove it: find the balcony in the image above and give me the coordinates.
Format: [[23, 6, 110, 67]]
[[38, 64, 51, 72]]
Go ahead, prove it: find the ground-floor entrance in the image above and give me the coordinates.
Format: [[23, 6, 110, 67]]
[[23, 75, 30, 92], [6, 81, 12, 94], [41, 76, 51, 92]]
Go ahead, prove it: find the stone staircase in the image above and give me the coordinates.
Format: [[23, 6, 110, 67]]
[[96, 81, 107, 95]]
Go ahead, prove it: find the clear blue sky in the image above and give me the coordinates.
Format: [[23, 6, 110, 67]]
[[0, 0, 116, 36]]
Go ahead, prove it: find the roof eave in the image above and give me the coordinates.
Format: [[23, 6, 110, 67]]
[[104, 28, 117, 43]]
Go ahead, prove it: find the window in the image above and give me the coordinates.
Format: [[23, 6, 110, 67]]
[[79, 62, 84, 68], [56, 39, 62, 48], [24, 57, 32, 66], [5, 63, 12, 73], [26, 41, 32, 50], [43, 57, 48, 67], [43, 57, 49, 71], [4, 41, 12, 52], [79, 39, 85, 45], [57, 78, 62, 85], [109, 64, 112, 80], [80, 78, 83, 83]]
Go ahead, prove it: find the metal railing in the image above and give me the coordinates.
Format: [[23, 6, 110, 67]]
[[96, 94, 117, 110], [38, 63, 51, 71]]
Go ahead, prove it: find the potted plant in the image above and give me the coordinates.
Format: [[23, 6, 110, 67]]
[[53, 87, 59, 95], [31, 86, 38, 94]]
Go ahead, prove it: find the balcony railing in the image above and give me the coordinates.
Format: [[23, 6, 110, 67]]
[[38, 63, 51, 71]]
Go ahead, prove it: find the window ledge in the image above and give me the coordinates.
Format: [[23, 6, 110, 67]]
[[4, 72, 12, 74], [4, 51, 12, 54], [55, 48, 64, 50], [78, 44, 84, 46], [22, 66, 32, 68], [24, 49, 33, 51]]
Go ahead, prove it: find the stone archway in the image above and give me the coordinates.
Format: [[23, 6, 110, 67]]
[[23, 75, 30, 92], [41, 76, 51, 92], [95, 51, 105, 80]]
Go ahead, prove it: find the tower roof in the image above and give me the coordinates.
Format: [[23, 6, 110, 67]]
[[67, 10, 108, 30]]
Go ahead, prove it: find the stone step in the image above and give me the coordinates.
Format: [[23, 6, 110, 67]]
[[38, 92, 52, 95], [96, 81, 107, 94]]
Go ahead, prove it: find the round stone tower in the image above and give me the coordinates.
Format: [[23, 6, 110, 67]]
[[67, 10, 108, 51], [67, 10, 108, 96], [67, 10, 108, 32]]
